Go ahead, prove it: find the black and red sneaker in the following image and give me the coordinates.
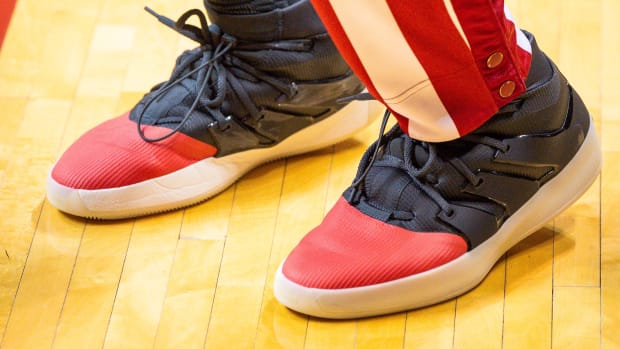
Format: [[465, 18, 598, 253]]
[[274, 34, 602, 319], [46, 1, 379, 219]]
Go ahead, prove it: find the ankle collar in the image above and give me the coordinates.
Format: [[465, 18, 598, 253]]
[[205, 0, 325, 41]]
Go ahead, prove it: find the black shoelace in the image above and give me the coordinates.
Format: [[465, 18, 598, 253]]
[[137, 7, 307, 142], [349, 106, 514, 220]]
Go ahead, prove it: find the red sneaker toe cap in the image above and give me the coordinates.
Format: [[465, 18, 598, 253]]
[[51, 113, 217, 190], [282, 198, 468, 289]]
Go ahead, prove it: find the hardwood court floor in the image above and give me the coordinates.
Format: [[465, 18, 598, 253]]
[[0, 0, 618, 348]]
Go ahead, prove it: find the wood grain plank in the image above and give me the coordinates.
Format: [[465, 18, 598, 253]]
[[403, 301, 456, 349], [552, 287, 600, 349], [204, 161, 286, 349], [453, 261, 505, 349], [0, 98, 74, 345], [254, 149, 335, 349], [1, 203, 84, 349], [52, 220, 133, 349], [102, 212, 183, 349], [356, 313, 406, 349], [553, 0, 601, 288], [503, 228, 553, 349], [601, 0, 620, 346], [153, 239, 224, 349]]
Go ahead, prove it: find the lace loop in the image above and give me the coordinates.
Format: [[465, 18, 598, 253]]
[[145, 7, 210, 44], [351, 109, 392, 189], [137, 7, 300, 143], [349, 110, 513, 217], [136, 38, 234, 142]]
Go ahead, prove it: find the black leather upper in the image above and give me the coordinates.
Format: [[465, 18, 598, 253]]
[[345, 36, 591, 249], [129, 3, 364, 156]]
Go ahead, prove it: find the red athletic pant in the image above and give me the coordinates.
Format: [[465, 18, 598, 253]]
[[310, 0, 532, 142]]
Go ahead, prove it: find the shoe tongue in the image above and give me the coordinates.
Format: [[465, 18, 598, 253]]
[[386, 137, 405, 158], [384, 134, 430, 168], [130, 81, 194, 126], [361, 134, 430, 212]]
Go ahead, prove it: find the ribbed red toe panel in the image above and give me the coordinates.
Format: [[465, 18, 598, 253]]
[[51, 113, 217, 190], [282, 198, 468, 289]]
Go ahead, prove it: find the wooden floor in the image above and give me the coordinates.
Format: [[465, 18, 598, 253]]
[[0, 0, 618, 348]]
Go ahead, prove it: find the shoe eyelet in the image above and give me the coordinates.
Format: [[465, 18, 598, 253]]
[[474, 177, 484, 188], [445, 208, 455, 218]]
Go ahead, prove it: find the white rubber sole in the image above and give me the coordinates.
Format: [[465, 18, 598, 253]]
[[47, 100, 383, 219], [274, 121, 602, 319]]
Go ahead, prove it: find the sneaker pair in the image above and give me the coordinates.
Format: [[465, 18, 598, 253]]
[[47, 5, 601, 319]]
